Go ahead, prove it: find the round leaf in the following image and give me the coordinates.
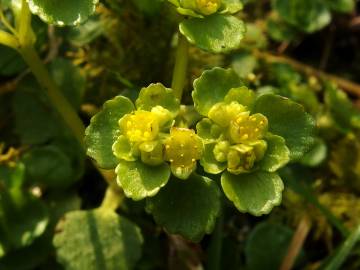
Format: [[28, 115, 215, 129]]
[[253, 94, 315, 161], [85, 96, 134, 169], [179, 14, 245, 53], [192, 67, 243, 116], [116, 161, 170, 201], [200, 143, 227, 174], [136, 83, 180, 116], [146, 175, 221, 242], [245, 222, 305, 270], [53, 209, 143, 270], [221, 171, 284, 216], [273, 0, 331, 33], [28, 0, 98, 26], [258, 134, 290, 172], [22, 145, 74, 189]]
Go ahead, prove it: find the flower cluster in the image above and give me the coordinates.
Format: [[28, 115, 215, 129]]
[[197, 87, 272, 175], [111, 83, 203, 180]]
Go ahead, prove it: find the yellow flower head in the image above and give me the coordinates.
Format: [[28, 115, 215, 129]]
[[120, 110, 160, 143], [164, 128, 203, 179], [229, 112, 268, 144], [196, 0, 221, 15]]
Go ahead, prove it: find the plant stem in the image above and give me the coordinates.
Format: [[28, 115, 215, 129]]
[[19, 45, 85, 145], [171, 33, 189, 101], [0, 30, 19, 48], [100, 184, 124, 211], [280, 215, 311, 270], [207, 211, 223, 270], [323, 223, 360, 270]]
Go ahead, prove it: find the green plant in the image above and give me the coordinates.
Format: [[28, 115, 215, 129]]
[[1, 0, 360, 269]]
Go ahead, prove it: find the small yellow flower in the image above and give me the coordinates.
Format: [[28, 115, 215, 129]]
[[120, 110, 160, 143], [196, 0, 221, 15], [229, 112, 268, 144], [164, 128, 203, 179]]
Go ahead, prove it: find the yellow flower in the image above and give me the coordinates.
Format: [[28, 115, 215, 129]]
[[120, 110, 160, 143], [229, 112, 268, 144], [164, 128, 203, 179]]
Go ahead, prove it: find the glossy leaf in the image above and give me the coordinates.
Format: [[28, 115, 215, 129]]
[[179, 14, 245, 53], [146, 175, 221, 242], [245, 222, 305, 270], [200, 143, 227, 174], [221, 171, 284, 216], [53, 209, 143, 270], [258, 134, 290, 172], [273, 0, 331, 33], [136, 83, 180, 117], [28, 0, 98, 26], [192, 67, 243, 116], [116, 160, 171, 200], [254, 94, 315, 161], [85, 96, 135, 169], [22, 145, 74, 189]]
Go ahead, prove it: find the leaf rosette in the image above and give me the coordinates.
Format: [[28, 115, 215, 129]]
[[193, 67, 316, 215]]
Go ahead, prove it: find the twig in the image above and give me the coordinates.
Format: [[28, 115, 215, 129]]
[[253, 50, 360, 97], [280, 215, 311, 270]]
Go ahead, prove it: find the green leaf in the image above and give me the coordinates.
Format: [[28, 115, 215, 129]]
[[221, 171, 284, 216], [221, 0, 243, 14], [300, 137, 327, 167], [200, 143, 227, 174], [245, 222, 305, 270], [0, 164, 49, 251], [325, 83, 360, 132], [22, 145, 75, 189], [179, 14, 246, 53], [112, 135, 137, 162], [49, 58, 86, 110], [253, 94, 315, 161], [196, 119, 222, 142], [324, 0, 355, 13], [146, 175, 221, 242], [259, 134, 290, 172], [231, 52, 258, 78], [266, 18, 299, 42], [273, 0, 331, 33], [13, 79, 62, 145], [135, 83, 180, 117], [192, 67, 243, 116], [53, 209, 143, 270], [66, 15, 105, 46], [28, 0, 98, 26], [0, 45, 26, 76], [116, 160, 171, 200], [85, 96, 135, 169]]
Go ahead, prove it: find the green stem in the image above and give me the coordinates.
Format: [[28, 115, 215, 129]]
[[171, 33, 189, 101], [0, 30, 19, 48], [100, 185, 124, 211], [207, 210, 223, 270], [323, 223, 360, 270], [18, 45, 85, 145]]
